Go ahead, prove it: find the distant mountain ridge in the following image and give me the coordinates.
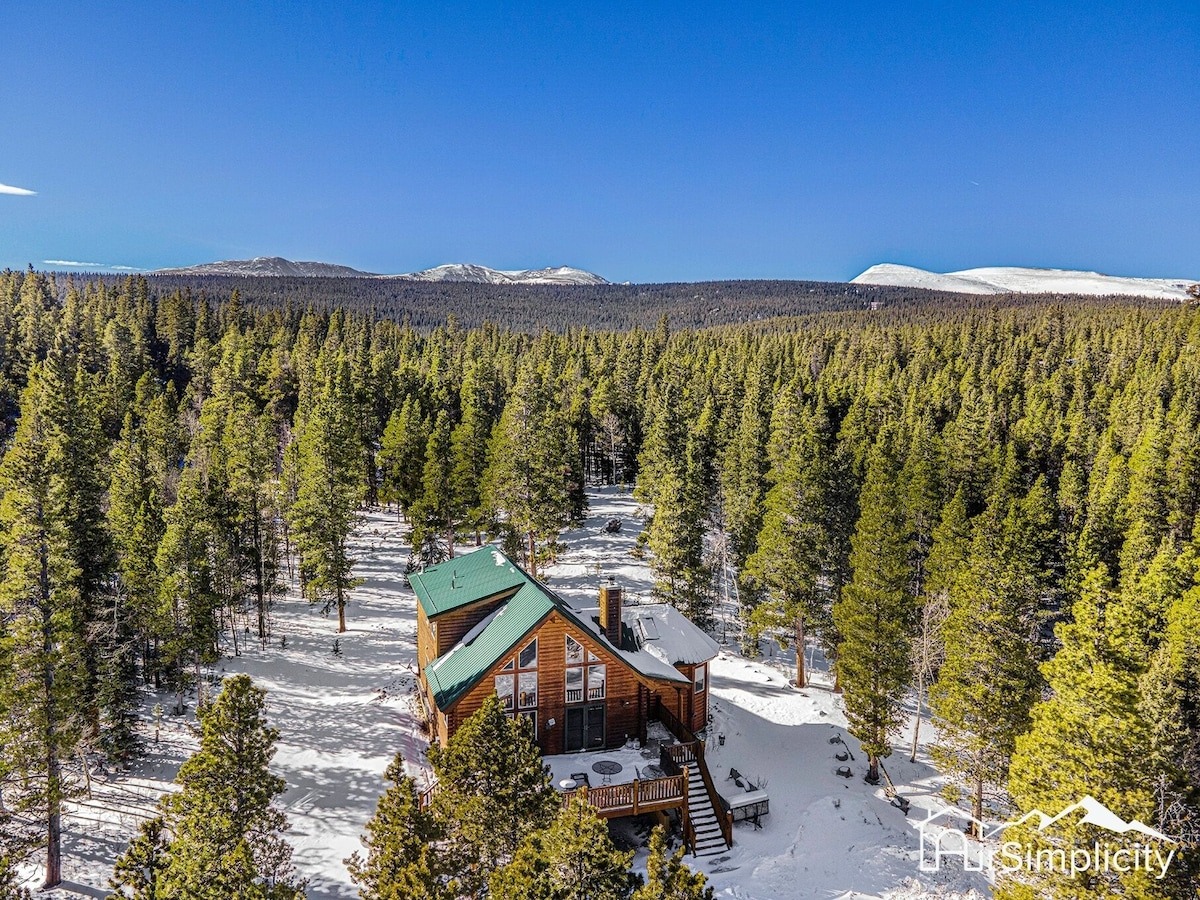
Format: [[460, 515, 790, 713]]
[[153, 257, 608, 285], [155, 257, 376, 277], [390, 263, 609, 285], [853, 263, 1198, 300]]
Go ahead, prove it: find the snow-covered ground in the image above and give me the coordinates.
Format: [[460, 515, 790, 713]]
[[26, 486, 990, 899]]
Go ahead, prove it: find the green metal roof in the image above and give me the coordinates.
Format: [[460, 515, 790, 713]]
[[423, 581, 554, 709], [410, 547, 528, 617], [419, 545, 690, 710]]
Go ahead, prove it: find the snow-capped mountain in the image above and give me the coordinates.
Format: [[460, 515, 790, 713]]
[[852, 263, 1198, 300], [154, 256, 375, 277], [390, 263, 608, 285]]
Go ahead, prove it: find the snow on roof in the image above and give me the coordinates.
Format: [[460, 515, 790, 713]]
[[569, 603, 690, 685], [623, 603, 720, 666]]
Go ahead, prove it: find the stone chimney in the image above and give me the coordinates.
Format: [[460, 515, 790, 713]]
[[599, 580, 623, 646]]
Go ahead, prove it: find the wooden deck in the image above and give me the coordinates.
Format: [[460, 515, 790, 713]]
[[559, 769, 688, 817]]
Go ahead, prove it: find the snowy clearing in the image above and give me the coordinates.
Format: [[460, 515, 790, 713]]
[[30, 486, 990, 899]]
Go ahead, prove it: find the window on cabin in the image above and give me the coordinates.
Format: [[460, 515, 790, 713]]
[[519, 639, 538, 669], [694, 664, 706, 694], [565, 635, 583, 665], [587, 650, 600, 662], [565, 666, 584, 703], [495, 673, 514, 710], [518, 671, 538, 709], [501, 658, 514, 671], [587, 664, 606, 700]]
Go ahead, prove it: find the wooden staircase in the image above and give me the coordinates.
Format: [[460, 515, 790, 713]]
[[661, 741, 732, 857]]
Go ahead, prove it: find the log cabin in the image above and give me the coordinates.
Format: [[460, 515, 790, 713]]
[[412, 545, 719, 754]]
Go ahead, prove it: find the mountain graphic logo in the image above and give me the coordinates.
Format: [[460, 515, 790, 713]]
[[1003, 796, 1174, 843]]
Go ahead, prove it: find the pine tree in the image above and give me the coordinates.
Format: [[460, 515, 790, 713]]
[[1000, 568, 1169, 900], [289, 351, 363, 632], [378, 395, 427, 517], [0, 372, 86, 889], [832, 431, 915, 783], [107, 817, 169, 900], [930, 492, 1042, 833], [632, 826, 713, 900], [346, 754, 446, 900], [427, 695, 559, 897], [744, 397, 834, 686], [141, 674, 305, 900], [481, 363, 574, 577], [155, 470, 221, 713], [907, 487, 970, 761], [411, 410, 461, 562], [489, 790, 637, 900]]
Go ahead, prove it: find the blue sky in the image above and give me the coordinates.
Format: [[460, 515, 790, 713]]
[[2, 1, 1197, 282]]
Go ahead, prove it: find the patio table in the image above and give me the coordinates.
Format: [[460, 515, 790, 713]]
[[592, 760, 623, 784]]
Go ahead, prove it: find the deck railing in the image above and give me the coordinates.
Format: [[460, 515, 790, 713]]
[[560, 771, 687, 816]]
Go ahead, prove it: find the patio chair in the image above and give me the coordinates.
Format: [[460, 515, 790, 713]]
[[570, 772, 590, 787]]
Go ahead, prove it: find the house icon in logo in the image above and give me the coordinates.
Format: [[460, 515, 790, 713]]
[[917, 806, 994, 873]]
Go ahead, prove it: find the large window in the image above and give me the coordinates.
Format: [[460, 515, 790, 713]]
[[565, 666, 584, 703], [519, 639, 538, 669], [495, 673, 514, 710], [694, 663, 706, 694], [518, 671, 538, 709], [565, 635, 583, 665], [587, 664, 607, 700]]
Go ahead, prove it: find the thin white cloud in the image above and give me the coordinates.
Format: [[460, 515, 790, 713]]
[[43, 259, 145, 272], [0, 182, 36, 196]]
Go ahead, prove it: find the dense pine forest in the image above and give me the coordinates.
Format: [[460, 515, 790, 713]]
[[1, 266, 1198, 898]]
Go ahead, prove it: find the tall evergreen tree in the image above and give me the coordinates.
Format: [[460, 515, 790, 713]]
[[0, 373, 87, 889], [489, 791, 636, 900], [832, 431, 915, 783], [426, 695, 559, 898], [290, 351, 363, 632], [632, 827, 714, 900], [346, 754, 446, 900], [109, 675, 305, 900], [930, 491, 1043, 832], [481, 363, 574, 576]]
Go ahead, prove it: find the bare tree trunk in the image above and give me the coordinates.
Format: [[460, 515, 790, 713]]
[[794, 613, 807, 688], [39, 512, 62, 889], [528, 530, 537, 578], [910, 669, 924, 763], [971, 767, 984, 838], [865, 754, 879, 785]]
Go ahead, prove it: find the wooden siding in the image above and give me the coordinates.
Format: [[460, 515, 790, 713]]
[[676, 663, 709, 733], [444, 610, 679, 754]]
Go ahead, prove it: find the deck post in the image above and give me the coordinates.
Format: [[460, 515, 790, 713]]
[[632, 779, 640, 815], [682, 765, 691, 854]]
